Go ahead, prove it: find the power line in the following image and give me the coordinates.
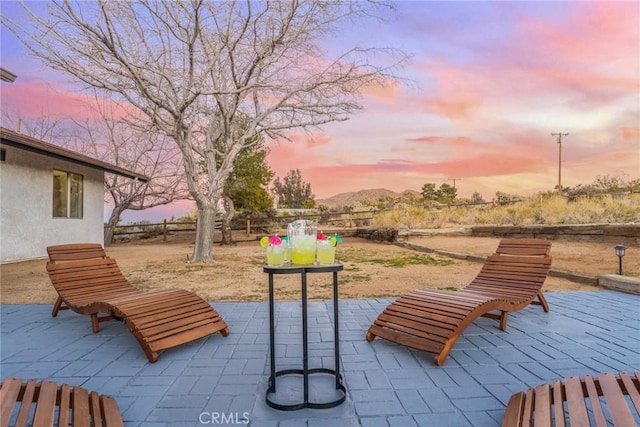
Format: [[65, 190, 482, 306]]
[[551, 133, 568, 193]]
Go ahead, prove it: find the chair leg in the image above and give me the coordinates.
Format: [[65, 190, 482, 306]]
[[91, 314, 100, 333], [52, 296, 64, 317], [537, 290, 550, 312], [499, 311, 508, 331]]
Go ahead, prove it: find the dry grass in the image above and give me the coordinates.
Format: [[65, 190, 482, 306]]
[[0, 236, 611, 305], [374, 194, 640, 228]]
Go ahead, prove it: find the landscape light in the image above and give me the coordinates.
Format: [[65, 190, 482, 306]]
[[614, 245, 626, 275]]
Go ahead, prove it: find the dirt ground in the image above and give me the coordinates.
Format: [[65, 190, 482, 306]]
[[3, 233, 636, 305]]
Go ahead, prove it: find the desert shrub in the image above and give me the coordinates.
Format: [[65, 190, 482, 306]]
[[373, 193, 640, 228], [373, 205, 443, 229]]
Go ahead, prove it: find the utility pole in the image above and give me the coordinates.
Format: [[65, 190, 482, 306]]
[[449, 178, 461, 189], [551, 133, 568, 194]]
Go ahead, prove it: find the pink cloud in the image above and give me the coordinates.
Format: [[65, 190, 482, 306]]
[[411, 153, 547, 178], [300, 150, 549, 200], [266, 135, 335, 185], [1, 78, 132, 123], [502, 3, 639, 104], [517, 3, 639, 67], [403, 3, 638, 124], [410, 62, 486, 121], [284, 132, 335, 148]]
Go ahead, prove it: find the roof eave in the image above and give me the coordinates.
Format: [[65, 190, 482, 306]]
[[0, 127, 150, 183]]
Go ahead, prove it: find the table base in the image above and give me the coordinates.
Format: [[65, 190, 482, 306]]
[[266, 368, 346, 411]]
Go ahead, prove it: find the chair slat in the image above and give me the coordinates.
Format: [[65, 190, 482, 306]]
[[14, 379, 37, 427], [522, 388, 534, 426], [598, 372, 637, 426], [533, 383, 552, 427], [552, 379, 566, 427], [582, 374, 607, 427], [89, 391, 104, 426], [503, 373, 640, 427], [620, 371, 640, 412], [502, 393, 526, 427], [72, 383, 90, 426], [0, 378, 23, 427], [58, 383, 71, 427], [32, 380, 58, 426], [564, 376, 590, 426]]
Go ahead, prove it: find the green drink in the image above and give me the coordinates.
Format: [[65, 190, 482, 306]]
[[316, 241, 336, 265], [266, 245, 285, 266], [291, 235, 316, 265]]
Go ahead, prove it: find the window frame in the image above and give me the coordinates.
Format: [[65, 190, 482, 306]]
[[52, 169, 84, 219]]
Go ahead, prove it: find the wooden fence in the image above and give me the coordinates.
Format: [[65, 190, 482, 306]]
[[109, 198, 535, 241], [111, 209, 379, 240]]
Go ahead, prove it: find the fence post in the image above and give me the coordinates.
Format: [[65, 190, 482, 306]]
[[163, 219, 167, 242], [246, 217, 251, 235]]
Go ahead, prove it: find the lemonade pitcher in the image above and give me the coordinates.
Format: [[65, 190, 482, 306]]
[[288, 219, 317, 265]]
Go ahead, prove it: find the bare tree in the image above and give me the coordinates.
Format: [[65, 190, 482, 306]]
[[2, 99, 189, 245], [1, 104, 68, 142], [4, 0, 406, 262], [70, 100, 189, 245]]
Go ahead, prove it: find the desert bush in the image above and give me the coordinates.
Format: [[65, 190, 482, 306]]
[[373, 194, 640, 228], [374, 205, 444, 229]]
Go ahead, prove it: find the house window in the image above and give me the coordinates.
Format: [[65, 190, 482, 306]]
[[53, 170, 83, 218], [0, 148, 5, 162]]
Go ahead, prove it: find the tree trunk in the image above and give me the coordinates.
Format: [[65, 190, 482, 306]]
[[220, 195, 236, 246], [104, 204, 127, 246], [191, 203, 216, 262]]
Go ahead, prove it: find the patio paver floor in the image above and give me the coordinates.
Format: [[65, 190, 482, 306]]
[[1, 290, 639, 426]]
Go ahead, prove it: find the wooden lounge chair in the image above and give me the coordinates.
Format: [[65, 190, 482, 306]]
[[366, 239, 552, 366], [1, 377, 123, 427], [46, 243, 229, 363], [502, 372, 640, 426]]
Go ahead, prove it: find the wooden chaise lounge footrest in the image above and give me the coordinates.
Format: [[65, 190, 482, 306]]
[[502, 372, 640, 426], [106, 288, 229, 362], [0, 378, 123, 427]]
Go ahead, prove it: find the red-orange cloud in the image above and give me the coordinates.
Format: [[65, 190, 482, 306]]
[[405, 136, 471, 146], [360, 78, 400, 102], [621, 127, 640, 143]]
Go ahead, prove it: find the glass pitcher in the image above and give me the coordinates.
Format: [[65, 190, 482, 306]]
[[287, 219, 317, 265]]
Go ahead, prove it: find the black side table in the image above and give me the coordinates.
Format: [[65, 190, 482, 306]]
[[264, 263, 346, 411]]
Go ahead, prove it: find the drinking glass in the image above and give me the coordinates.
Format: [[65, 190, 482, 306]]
[[316, 240, 336, 265], [266, 245, 285, 267]]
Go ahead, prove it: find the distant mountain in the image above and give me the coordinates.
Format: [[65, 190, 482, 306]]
[[316, 188, 420, 209]]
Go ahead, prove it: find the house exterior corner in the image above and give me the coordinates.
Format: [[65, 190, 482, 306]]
[[1, 144, 105, 263]]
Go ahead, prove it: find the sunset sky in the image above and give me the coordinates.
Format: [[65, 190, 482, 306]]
[[1, 1, 639, 221]]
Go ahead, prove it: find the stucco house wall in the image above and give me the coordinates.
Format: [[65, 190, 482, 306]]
[[0, 144, 105, 263]]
